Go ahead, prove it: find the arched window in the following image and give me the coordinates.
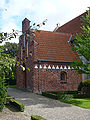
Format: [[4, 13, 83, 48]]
[[61, 72, 67, 81]]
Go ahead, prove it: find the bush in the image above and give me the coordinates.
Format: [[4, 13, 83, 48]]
[[42, 92, 58, 99], [78, 79, 90, 94], [0, 80, 7, 112], [58, 94, 73, 100], [47, 91, 78, 95], [74, 94, 90, 98], [82, 79, 90, 87], [42, 91, 74, 100], [9, 98, 24, 112], [31, 115, 46, 120], [78, 82, 83, 91]]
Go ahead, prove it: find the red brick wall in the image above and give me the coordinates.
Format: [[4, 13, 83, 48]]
[[16, 30, 35, 91], [33, 63, 82, 92]]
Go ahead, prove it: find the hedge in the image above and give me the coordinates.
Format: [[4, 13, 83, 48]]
[[31, 115, 46, 120], [78, 79, 90, 94], [42, 91, 90, 100], [82, 79, 90, 87], [42, 92, 58, 99], [73, 94, 90, 98]]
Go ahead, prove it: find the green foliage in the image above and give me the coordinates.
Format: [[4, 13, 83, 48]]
[[8, 85, 16, 88], [58, 94, 73, 100], [1, 42, 18, 57], [78, 79, 90, 94], [0, 35, 17, 111], [42, 91, 90, 109], [61, 98, 90, 109], [82, 79, 90, 87], [6, 96, 15, 104], [42, 92, 58, 99], [0, 50, 16, 85], [0, 79, 7, 112], [72, 8, 90, 75], [0, 30, 17, 43], [73, 94, 90, 98], [9, 98, 24, 112], [78, 82, 83, 91], [31, 115, 47, 120]]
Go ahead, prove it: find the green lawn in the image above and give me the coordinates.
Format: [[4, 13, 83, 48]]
[[60, 98, 90, 109], [42, 91, 90, 109], [8, 85, 16, 88]]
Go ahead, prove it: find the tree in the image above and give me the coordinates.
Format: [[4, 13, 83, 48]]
[[72, 8, 90, 75], [1, 42, 18, 58]]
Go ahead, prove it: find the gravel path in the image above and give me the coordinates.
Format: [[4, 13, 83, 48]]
[[7, 88, 90, 120]]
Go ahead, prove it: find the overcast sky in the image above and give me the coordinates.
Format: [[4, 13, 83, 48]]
[[0, 0, 90, 43]]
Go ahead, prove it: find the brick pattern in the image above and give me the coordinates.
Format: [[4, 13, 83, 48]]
[[33, 63, 82, 92]]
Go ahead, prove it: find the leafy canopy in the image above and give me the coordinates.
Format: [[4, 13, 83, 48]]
[[72, 7, 90, 75]]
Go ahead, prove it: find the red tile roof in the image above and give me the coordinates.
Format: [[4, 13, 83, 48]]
[[34, 31, 78, 62], [55, 12, 87, 34]]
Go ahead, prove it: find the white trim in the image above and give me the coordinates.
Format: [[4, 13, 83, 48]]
[[40, 65, 42, 69], [68, 66, 71, 69], [64, 66, 67, 69], [72, 67, 74, 69], [52, 65, 55, 69], [48, 65, 51, 69], [44, 65, 47, 69], [56, 66, 59, 69], [35, 65, 38, 69], [60, 65, 63, 69]]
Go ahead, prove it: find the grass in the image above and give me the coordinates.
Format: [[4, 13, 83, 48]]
[[8, 85, 16, 88], [42, 91, 90, 109], [61, 98, 90, 109]]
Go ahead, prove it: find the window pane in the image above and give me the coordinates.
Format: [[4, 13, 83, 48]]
[[61, 73, 65, 80]]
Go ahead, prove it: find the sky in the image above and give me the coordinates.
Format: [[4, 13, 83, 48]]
[[0, 0, 90, 43]]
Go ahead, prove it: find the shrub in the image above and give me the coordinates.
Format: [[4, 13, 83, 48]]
[[9, 98, 24, 112], [78, 82, 83, 91], [31, 115, 46, 120], [73, 94, 90, 98], [42, 92, 58, 99], [0, 80, 7, 112], [79, 79, 90, 94], [48, 91, 78, 95], [82, 79, 90, 87], [58, 94, 73, 100], [42, 91, 74, 100]]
